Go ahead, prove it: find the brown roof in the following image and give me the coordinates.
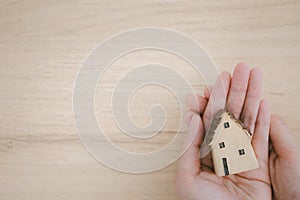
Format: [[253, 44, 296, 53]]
[[226, 111, 252, 136]]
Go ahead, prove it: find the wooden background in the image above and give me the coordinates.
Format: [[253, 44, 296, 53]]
[[0, 0, 299, 199]]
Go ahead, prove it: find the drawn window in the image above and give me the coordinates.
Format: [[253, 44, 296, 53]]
[[219, 142, 225, 149], [224, 122, 230, 128], [239, 149, 245, 155]]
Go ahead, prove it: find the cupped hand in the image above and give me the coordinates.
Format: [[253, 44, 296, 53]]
[[269, 115, 300, 199], [176, 63, 272, 200]]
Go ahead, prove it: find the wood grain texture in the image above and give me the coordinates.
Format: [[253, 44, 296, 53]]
[[0, 0, 299, 199]]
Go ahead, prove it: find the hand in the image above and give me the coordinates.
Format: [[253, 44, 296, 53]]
[[269, 115, 300, 199], [176, 63, 272, 199]]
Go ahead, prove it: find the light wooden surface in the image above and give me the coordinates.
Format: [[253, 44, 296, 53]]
[[0, 0, 300, 199]]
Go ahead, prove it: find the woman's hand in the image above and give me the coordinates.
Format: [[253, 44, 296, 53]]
[[176, 63, 272, 200], [269, 115, 300, 199]]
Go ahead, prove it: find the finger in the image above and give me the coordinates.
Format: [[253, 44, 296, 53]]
[[203, 71, 231, 131], [183, 110, 198, 125], [200, 152, 214, 172], [241, 68, 263, 133], [226, 62, 251, 119], [178, 113, 204, 179], [204, 85, 213, 99], [252, 99, 271, 163], [185, 94, 208, 114], [269, 115, 298, 159]]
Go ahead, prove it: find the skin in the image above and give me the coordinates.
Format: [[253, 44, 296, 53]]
[[176, 63, 300, 199], [269, 115, 300, 199]]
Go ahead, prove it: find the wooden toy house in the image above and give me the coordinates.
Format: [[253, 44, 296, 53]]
[[207, 110, 259, 176]]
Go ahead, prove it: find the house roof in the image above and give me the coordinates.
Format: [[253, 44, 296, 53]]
[[226, 111, 252, 136], [204, 109, 252, 147]]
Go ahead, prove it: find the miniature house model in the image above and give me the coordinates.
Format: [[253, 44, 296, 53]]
[[207, 110, 259, 176]]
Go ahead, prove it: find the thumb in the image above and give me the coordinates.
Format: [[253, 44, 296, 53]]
[[177, 112, 204, 181], [269, 115, 298, 159]]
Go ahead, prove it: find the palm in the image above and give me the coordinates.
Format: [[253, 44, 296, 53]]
[[177, 63, 272, 200], [193, 172, 269, 199]]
